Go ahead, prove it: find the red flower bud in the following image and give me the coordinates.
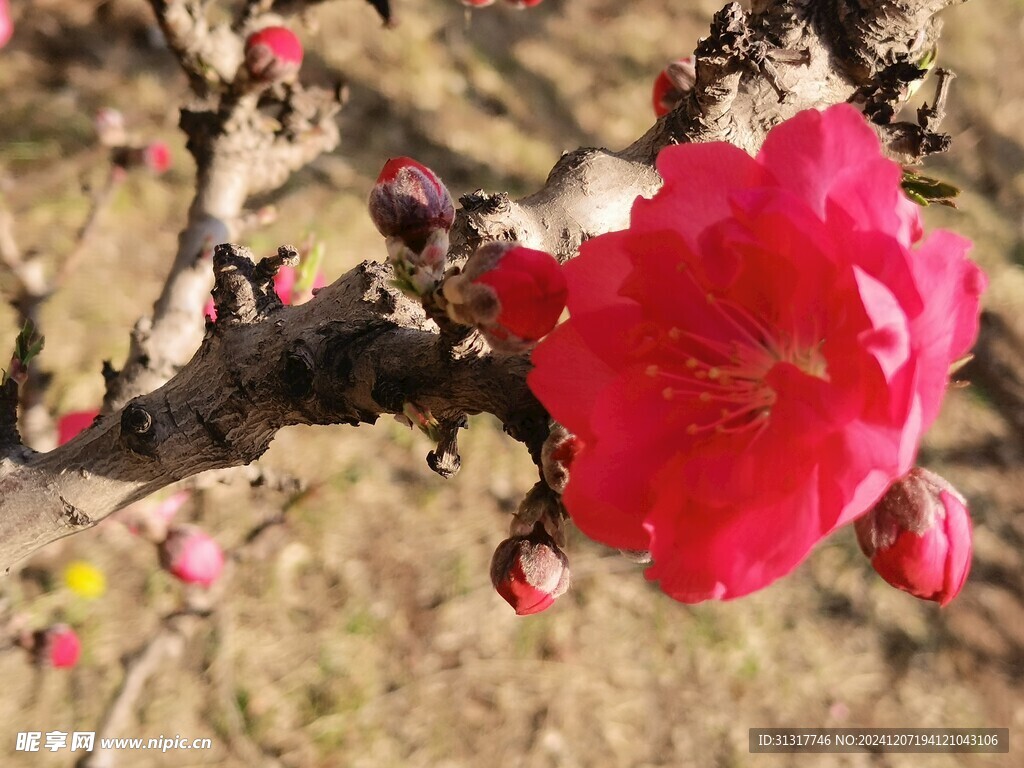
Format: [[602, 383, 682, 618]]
[[244, 26, 304, 84], [490, 523, 570, 615], [368, 157, 455, 253], [0, 0, 12, 50], [652, 57, 696, 117], [57, 409, 100, 446], [204, 264, 325, 320], [504, 0, 543, 7], [36, 624, 81, 669], [143, 141, 172, 174], [159, 525, 225, 587], [461, 0, 496, 6], [854, 467, 972, 606], [443, 243, 567, 352]]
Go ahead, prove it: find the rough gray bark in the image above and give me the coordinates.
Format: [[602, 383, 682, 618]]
[[0, 0, 964, 571]]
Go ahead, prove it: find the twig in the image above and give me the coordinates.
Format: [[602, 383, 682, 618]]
[[76, 508, 292, 768], [51, 167, 123, 292]]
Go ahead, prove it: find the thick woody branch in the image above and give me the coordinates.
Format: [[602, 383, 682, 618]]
[[103, 43, 343, 411], [455, 0, 958, 264], [0, 249, 547, 570], [149, 0, 243, 93]]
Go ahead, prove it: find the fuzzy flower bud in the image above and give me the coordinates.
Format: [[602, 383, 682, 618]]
[[33, 624, 82, 669], [159, 525, 225, 587], [244, 26, 304, 84], [490, 523, 570, 615], [541, 423, 581, 495], [652, 56, 696, 117], [442, 242, 566, 352], [369, 157, 455, 252], [854, 467, 972, 606]]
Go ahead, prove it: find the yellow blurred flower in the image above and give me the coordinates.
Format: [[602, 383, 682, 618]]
[[63, 561, 106, 599]]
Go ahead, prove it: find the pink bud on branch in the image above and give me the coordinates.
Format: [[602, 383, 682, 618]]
[[461, 0, 497, 6], [490, 523, 570, 615], [369, 157, 455, 295], [0, 0, 12, 50], [541, 423, 581, 495], [442, 242, 567, 352], [855, 468, 972, 606], [143, 141, 172, 174], [652, 57, 696, 117], [57, 409, 100, 446], [244, 26, 304, 85], [27, 624, 82, 669], [369, 157, 455, 252], [159, 526, 225, 587]]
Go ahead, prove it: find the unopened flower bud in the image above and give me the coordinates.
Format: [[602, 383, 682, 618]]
[[490, 523, 570, 615], [854, 467, 972, 606], [159, 525, 225, 587], [541, 423, 581, 494], [504, 0, 543, 7], [0, 0, 12, 50], [244, 26, 304, 84], [32, 624, 81, 669], [461, 0, 496, 6], [369, 157, 455, 253], [143, 141, 172, 174], [652, 57, 696, 117], [111, 142, 172, 174], [94, 107, 127, 147], [57, 409, 100, 446], [443, 242, 566, 352]]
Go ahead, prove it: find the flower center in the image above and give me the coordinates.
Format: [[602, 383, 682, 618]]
[[639, 289, 827, 439]]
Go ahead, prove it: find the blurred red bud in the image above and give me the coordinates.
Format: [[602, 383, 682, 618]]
[[57, 409, 100, 446], [159, 526, 225, 587], [31, 624, 81, 669], [143, 141, 172, 174], [855, 467, 972, 606], [652, 57, 696, 117], [244, 26, 304, 84], [0, 0, 12, 50]]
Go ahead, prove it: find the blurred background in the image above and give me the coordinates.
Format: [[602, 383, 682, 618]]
[[0, 0, 1021, 766]]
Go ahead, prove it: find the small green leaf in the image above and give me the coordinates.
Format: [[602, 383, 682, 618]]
[[294, 238, 325, 297], [13, 319, 45, 368], [901, 170, 961, 208]]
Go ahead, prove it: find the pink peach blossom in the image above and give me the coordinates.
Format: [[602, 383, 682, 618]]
[[529, 105, 985, 602]]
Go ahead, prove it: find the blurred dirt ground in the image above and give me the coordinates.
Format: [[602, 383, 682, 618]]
[[0, 1, 1022, 766]]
